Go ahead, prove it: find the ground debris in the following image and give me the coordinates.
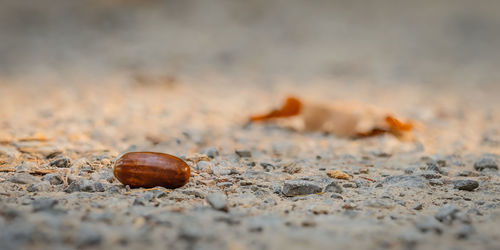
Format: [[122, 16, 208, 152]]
[[326, 170, 350, 180], [250, 96, 414, 139]]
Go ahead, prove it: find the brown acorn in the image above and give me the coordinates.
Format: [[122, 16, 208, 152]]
[[113, 152, 190, 189]]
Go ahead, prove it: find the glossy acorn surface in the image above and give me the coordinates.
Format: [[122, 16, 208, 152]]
[[113, 152, 190, 188]]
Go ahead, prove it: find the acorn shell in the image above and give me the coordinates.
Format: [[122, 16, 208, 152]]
[[113, 152, 190, 189]]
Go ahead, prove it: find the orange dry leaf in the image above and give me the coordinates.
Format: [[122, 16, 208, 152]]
[[250, 97, 302, 121], [250, 96, 413, 139]]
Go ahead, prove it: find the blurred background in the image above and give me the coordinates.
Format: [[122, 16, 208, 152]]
[[1, 0, 500, 86]]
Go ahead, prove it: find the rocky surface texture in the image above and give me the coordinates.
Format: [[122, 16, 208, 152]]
[[0, 80, 499, 250]]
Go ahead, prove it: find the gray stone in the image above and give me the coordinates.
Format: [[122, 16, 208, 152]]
[[404, 167, 417, 174], [324, 182, 343, 194], [435, 204, 460, 224], [182, 189, 206, 198], [94, 182, 106, 192], [413, 204, 423, 210], [457, 171, 479, 177], [474, 155, 498, 171], [342, 182, 357, 188], [235, 149, 252, 158], [42, 173, 63, 185], [354, 179, 371, 187], [32, 197, 58, 212], [282, 162, 301, 174], [15, 162, 37, 173], [454, 180, 479, 191], [64, 180, 82, 193], [282, 180, 322, 197], [106, 185, 122, 194], [330, 193, 343, 200], [49, 157, 71, 168], [426, 161, 440, 172], [195, 161, 211, 171], [211, 165, 231, 176], [260, 162, 276, 172], [27, 181, 51, 192], [206, 192, 228, 212], [8, 173, 40, 184], [428, 179, 443, 186], [271, 184, 282, 194], [420, 171, 442, 179], [80, 180, 95, 192], [133, 192, 154, 206], [91, 171, 114, 183], [201, 147, 219, 158]]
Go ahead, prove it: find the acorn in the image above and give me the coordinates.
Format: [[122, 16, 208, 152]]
[[113, 152, 190, 189]]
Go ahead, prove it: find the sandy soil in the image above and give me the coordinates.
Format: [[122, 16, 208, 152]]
[[1, 1, 500, 249], [0, 77, 499, 250]]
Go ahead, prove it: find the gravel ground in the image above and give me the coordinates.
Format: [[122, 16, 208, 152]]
[[0, 78, 499, 250], [1, 1, 500, 249]]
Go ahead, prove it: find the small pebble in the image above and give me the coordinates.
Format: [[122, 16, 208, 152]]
[[235, 150, 252, 158], [473, 155, 498, 171], [454, 180, 479, 191], [420, 171, 441, 179], [282, 162, 301, 174], [42, 173, 64, 185], [196, 161, 211, 171], [64, 180, 82, 193], [282, 180, 322, 197], [330, 193, 343, 200], [27, 181, 51, 192], [413, 204, 423, 210], [49, 157, 72, 168], [8, 173, 40, 185], [324, 182, 343, 194], [206, 192, 228, 212], [201, 147, 219, 158]]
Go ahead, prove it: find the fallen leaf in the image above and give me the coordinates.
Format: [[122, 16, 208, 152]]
[[326, 170, 350, 180], [250, 97, 302, 121], [250, 96, 413, 139]]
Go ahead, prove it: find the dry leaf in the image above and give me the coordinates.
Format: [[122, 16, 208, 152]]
[[326, 170, 350, 180], [250, 96, 413, 139]]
